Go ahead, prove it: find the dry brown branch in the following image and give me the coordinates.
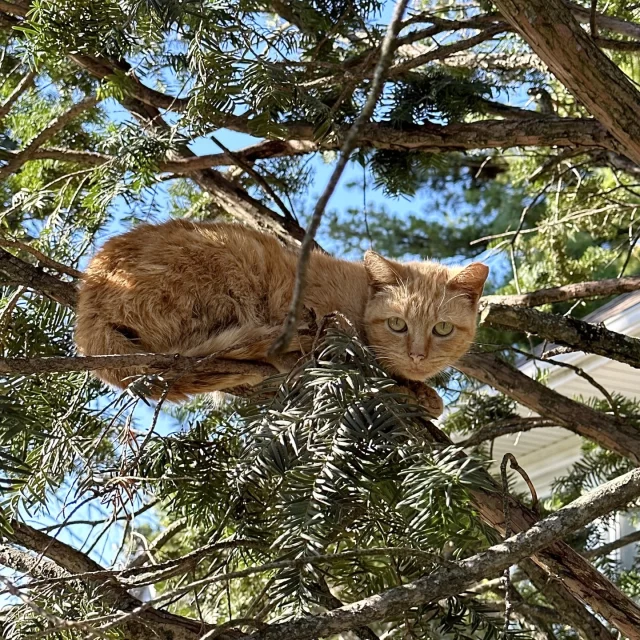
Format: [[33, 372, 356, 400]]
[[493, 0, 640, 165], [457, 351, 640, 463], [0, 238, 82, 278], [458, 417, 556, 448], [480, 275, 640, 307], [480, 303, 640, 369], [390, 24, 507, 75], [519, 558, 615, 640], [583, 529, 640, 559], [0, 247, 77, 308]]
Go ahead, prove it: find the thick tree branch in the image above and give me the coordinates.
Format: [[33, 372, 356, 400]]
[[0, 543, 68, 580], [0, 352, 278, 378], [519, 558, 615, 640], [0, 247, 77, 307], [287, 117, 621, 154], [493, 0, 640, 165], [0, 118, 625, 173], [8, 521, 228, 640], [241, 467, 640, 640], [480, 303, 640, 369], [457, 351, 640, 463], [481, 276, 640, 307]]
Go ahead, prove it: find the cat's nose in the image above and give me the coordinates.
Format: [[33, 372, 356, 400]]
[[409, 352, 425, 364]]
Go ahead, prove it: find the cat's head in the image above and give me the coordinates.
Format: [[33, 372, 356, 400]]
[[362, 251, 489, 382]]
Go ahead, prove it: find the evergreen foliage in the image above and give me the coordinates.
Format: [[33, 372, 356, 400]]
[[1, 0, 640, 637]]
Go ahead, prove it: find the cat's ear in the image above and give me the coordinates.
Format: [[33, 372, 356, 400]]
[[447, 263, 489, 303], [364, 250, 404, 290]]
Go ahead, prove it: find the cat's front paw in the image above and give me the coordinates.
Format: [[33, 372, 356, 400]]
[[397, 380, 444, 418]]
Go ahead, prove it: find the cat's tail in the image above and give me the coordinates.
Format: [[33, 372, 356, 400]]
[[75, 315, 275, 401]]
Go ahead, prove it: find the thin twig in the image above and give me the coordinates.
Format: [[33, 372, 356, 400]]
[[208, 133, 296, 222], [590, 0, 598, 37], [500, 454, 514, 637], [269, 0, 411, 355], [0, 70, 35, 121]]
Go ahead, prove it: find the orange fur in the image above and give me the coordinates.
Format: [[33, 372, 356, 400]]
[[74, 220, 488, 400]]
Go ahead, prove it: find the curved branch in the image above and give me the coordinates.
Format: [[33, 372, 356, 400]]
[[481, 276, 640, 307], [480, 303, 640, 369], [0, 95, 100, 181], [457, 351, 640, 463]]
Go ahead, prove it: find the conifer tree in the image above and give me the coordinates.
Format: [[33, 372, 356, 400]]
[[2, 1, 640, 638]]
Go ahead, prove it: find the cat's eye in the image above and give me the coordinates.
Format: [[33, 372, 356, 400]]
[[433, 322, 454, 337], [387, 317, 407, 333]]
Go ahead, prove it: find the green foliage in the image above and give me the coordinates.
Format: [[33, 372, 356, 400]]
[[388, 69, 491, 125], [136, 330, 496, 627]]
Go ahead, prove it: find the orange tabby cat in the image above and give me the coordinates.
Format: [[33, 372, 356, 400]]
[[75, 220, 488, 403]]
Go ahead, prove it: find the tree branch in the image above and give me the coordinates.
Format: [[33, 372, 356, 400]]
[[519, 558, 615, 640], [481, 276, 640, 307], [457, 351, 640, 463], [583, 529, 640, 559], [7, 521, 230, 640], [0, 118, 626, 173], [480, 303, 640, 369], [240, 467, 640, 640], [0, 70, 35, 121], [270, 0, 412, 354], [0, 352, 278, 378], [0, 95, 100, 181], [567, 0, 640, 39], [0, 247, 77, 308], [493, 0, 640, 165], [459, 417, 556, 448]]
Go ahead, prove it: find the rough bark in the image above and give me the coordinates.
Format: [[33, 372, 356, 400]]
[[0, 247, 78, 307], [0, 352, 278, 377], [493, 0, 640, 165], [480, 303, 640, 369], [457, 351, 640, 463], [480, 276, 640, 308], [519, 558, 615, 640]]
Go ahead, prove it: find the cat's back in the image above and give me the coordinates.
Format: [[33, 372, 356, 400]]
[[77, 220, 294, 351], [84, 219, 281, 285]]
